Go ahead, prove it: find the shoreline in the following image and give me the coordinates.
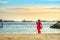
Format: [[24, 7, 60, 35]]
[[0, 33, 60, 40]]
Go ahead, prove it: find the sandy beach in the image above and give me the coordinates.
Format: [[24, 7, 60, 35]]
[[0, 33, 60, 40]]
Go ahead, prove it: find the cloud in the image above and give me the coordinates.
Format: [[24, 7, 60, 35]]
[[0, 1, 8, 4]]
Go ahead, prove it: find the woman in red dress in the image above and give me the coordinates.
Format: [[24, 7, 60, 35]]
[[36, 19, 42, 34]]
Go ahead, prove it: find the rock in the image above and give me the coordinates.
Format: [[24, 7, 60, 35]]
[[50, 22, 60, 29], [0, 22, 3, 28], [0, 26, 3, 28]]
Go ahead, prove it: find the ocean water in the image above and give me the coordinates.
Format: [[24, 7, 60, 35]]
[[0, 21, 60, 34]]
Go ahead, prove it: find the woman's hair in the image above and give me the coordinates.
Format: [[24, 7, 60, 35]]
[[38, 19, 40, 22]]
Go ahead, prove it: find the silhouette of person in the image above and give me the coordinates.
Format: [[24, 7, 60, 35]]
[[36, 19, 42, 34]]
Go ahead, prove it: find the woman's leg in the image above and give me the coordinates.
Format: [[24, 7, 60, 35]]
[[38, 29, 41, 34]]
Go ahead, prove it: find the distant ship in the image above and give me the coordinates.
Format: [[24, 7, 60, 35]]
[[22, 20, 33, 22]]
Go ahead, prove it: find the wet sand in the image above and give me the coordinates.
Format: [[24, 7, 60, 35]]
[[0, 33, 60, 40]]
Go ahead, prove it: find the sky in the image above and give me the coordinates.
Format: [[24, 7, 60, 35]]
[[0, 0, 60, 21], [0, 0, 60, 8]]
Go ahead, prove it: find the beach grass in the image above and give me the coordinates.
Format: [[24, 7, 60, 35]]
[[0, 33, 60, 40]]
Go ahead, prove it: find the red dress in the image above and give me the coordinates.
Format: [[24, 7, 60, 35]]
[[36, 22, 42, 33]]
